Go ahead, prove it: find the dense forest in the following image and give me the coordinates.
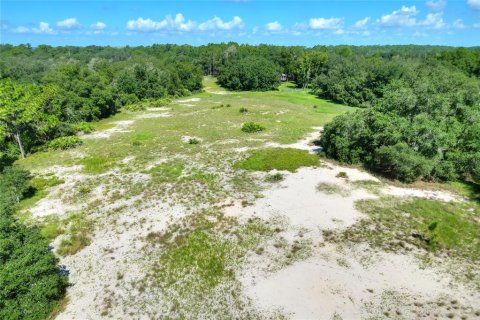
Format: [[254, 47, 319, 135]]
[[0, 43, 479, 318]]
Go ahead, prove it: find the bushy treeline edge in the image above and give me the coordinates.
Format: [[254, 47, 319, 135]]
[[0, 166, 68, 320]]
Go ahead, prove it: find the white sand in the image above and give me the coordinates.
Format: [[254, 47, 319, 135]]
[[82, 120, 134, 139], [173, 97, 200, 103]]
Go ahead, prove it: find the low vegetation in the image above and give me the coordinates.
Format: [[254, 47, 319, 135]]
[[235, 148, 319, 172], [0, 166, 68, 320], [241, 122, 266, 133]]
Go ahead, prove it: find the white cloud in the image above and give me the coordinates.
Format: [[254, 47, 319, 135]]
[[126, 14, 195, 32], [309, 17, 343, 29], [57, 17, 79, 29], [420, 13, 445, 29], [198, 16, 243, 31], [378, 6, 418, 27], [453, 19, 465, 28], [91, 22, 106, 30], [474, 22, 480, 28], [32, 22, 56, 34], [467, 0, 480, 10], [266, 21, 282, 31], [13, 26, 30, 33], [354, 17, 370, 28], [426, 0, 446, 11]]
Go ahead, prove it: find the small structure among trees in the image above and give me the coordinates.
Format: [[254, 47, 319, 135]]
[[281, 74, 288, 81]]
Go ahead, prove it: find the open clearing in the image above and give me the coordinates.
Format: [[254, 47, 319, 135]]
[[17, 77, 480, 319]]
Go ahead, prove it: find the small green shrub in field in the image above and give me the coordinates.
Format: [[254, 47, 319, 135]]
[[225, 104, 231, 108], [72, 121, 94, 134], [239, 107, 248, 113], [336, 171, 348, 178], [241, 122, 265, 133], [188, 138, 200, 145], [212, 104, 224, 109], [235, 148, 319, 172], [265, 173, 284, 183], [148, 98, 171, 108], [48, 136, 82, 150], [123, 103, 146, 111]]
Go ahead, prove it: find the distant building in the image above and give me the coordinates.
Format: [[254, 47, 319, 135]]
[[281, 74, 288, 81]]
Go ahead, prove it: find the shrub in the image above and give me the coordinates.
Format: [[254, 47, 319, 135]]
[[188, 138, 200, 145], [241, 122, 265, 133], [239, 107, 248, 113], [48, 136, 83, 150], [72, 121, 94, 134], [0, 166, 68, 320]]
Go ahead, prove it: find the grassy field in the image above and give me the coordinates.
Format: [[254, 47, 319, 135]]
[[13, 77, 480, 319]]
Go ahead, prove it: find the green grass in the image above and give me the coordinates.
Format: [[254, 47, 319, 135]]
[[349, 198, 480, 261], [235, 148, 319, 172], [448, 181, 480, 201], [131, 132, 154, 146], [149, 162, 184, 182], [56, 213, 93, 256], [80, 156, 115, 174]]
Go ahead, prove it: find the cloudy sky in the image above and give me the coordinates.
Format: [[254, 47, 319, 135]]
[[1, 0, 479, 46]]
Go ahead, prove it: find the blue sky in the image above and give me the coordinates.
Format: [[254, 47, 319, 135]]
[[1, 0, 479, 46]]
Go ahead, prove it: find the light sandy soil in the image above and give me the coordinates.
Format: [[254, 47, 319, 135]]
[[173, 97, 200, 103], [82, 120, 134, 139], [233, 128, 478, 319], [135, 112, 172, 119], [32, 125, 477, 319]]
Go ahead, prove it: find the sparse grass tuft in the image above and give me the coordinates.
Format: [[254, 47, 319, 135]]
[[188, 138, 200, 145], [149, 162, 184, 182], [57, 213, 93, 256], [316, 182, 351, 197], [265, 173, 284, 183], [235, 148, 319, 172], [336, 171, 348, 178]]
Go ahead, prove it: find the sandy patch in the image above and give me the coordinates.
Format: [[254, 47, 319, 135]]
[[384, 186, 460, 202], [181, 135, 202, 143], [145, 107, 170, 111], [135, 112, 172, 119], [265, 126, 323, 154], [173, 98, 200, 103], [82, 120, 134, 139], [242, 244, 479, 319]]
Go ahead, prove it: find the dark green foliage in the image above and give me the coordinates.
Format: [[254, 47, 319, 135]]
[[218, 56, 281, 91], [320, 61, 480, 182], [0, 166, 68, 320], [241, 122, 265, 133], [47, 136, 82, 150], [235, 148, 319, 172], [239, 107, 248, 113]]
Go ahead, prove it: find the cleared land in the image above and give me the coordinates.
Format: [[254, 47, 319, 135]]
[[17, 77, 479, 319]]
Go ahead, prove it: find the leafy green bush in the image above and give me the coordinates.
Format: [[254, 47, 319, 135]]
[[48, 136, 83, 150], [0, 166, 68, 320], [241, 122, 265, 133], [239, 107, 248, 113], [235, 148, 319, 172], [72, 121, 94, 134]]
